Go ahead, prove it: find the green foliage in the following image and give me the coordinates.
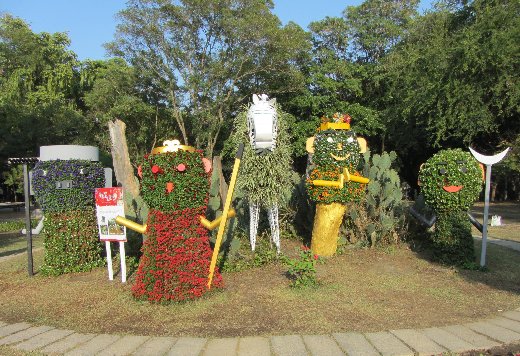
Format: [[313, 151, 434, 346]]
[[382, 0, 520, 165], [431, 211, 475, 266], [343, 151, 408, 247], [344, 0, 420, 63], [217, 233, 280, 273], [419, 149, 482, 212], [2, 165, 24, 201], [0, 15, 86, 164], [40, 210, 104, 275], [81, 58, 173, 162], [140, 150, 210, 212], [284, 246, 323, 288], [0, 219, 36, 233], [32, 160, 105, 213], [225, 104, 293, 207]]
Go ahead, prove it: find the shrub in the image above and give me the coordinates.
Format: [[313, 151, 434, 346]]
[[285, 246, 322, 288], [40, 209, 104, 275]]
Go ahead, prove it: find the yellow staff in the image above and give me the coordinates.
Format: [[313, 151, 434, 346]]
[[207, 143, 244, 289], [312, 167, 369, 189]]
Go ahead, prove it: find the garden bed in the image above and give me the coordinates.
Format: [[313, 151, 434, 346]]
[[0, 237, 518, 338]]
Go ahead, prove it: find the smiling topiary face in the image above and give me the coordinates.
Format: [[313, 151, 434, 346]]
[[419, 149, 483, 212], [313, 129, 363, 170]]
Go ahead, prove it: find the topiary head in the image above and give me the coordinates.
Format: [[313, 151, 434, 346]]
[[139, 141, 212, 212], [419, 149, 483, 212], [306, 121, 367, 171], [32, 160, 105, 213]]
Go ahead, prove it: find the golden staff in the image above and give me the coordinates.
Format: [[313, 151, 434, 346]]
[[312, 167, 369, 189], [207, 143, 244, 289]]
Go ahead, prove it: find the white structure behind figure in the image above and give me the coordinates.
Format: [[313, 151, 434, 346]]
[[247, 94, 281, 252]]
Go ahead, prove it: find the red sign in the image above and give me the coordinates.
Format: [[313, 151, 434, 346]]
[[95, 187, 123, 206]]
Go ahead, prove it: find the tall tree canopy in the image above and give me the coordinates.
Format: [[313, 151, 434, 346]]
[[108, 0, 310, 157], [0, 14, 84, 162]]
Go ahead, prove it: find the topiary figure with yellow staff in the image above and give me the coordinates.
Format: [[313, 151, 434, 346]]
[[306, 113, 369, 256], [115, 140, 235, 302]]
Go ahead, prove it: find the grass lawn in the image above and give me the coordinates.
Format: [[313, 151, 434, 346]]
[[0, 204, 518, 339], [0, 235, 518, 338], [470, 201, 520, 242]]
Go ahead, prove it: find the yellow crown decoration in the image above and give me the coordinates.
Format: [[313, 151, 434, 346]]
[[319, 113, 351, 131], [150, 139, 196, 154]]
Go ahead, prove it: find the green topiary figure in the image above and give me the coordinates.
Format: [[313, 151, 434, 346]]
[[418, 148, 483, 265], [32, 159, 105, 275], [305, 113, 369, 256], [227, 94, 293, 252]]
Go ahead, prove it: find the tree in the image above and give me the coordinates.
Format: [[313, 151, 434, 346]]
[[2, 165, 23, 202], [107, 0, 310, 157], [81, 58, 174, 163], [381, 0, 520, 189], [344, 0, 420, 63], [0, 14, 85, 163]]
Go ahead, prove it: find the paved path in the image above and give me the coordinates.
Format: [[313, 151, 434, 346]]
[[473, 236, 520, 252], [1, 309, 520, 355]]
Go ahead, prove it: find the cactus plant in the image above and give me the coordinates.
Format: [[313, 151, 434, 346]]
[[343, 151, 408, 247]]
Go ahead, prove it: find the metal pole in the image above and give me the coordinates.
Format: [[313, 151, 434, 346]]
[[23, 163, 34, 276], [480, 165, 492, 267]]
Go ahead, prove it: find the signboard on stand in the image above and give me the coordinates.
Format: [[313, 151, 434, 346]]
[[95, 187, 127, 282]]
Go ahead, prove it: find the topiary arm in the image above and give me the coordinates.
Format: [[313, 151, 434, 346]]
[[115, 216, 147, 234]]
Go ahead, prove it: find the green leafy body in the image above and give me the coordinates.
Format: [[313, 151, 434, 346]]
[[419, 149, 483, 265], [227, 106, 293, 208]]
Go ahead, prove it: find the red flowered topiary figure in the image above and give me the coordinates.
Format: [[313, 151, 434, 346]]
[[117, 140, 222, 302]]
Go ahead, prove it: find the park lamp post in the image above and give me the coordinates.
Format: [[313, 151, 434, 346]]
[[469, 147, 510, 267], [7, 156, 39, 276]]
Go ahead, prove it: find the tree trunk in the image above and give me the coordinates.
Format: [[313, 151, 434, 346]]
[[108, 119, 139, 199]]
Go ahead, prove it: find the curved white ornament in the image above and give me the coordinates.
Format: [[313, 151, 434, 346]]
[[469, 147, 510, 165]]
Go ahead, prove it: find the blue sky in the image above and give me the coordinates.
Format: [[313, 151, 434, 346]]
[[1, 0, 433, 61]]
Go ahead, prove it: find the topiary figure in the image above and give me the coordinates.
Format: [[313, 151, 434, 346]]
[[305, 113, 369, 256], [32, 159, 105, 275], [227, 94, 293, 252], [418, 148, 483, 265], [117, 140, 223, 302]]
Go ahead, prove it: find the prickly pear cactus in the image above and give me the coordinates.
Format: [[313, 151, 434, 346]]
[[344, 151, 407, 247]]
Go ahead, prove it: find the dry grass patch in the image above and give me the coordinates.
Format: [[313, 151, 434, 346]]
[[0, 237, 519, 338]]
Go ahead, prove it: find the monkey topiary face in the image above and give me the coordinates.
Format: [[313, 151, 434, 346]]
[[139, 149, 211, 212], [313, 129, 363, 170], [419, 149, 483, 212]]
